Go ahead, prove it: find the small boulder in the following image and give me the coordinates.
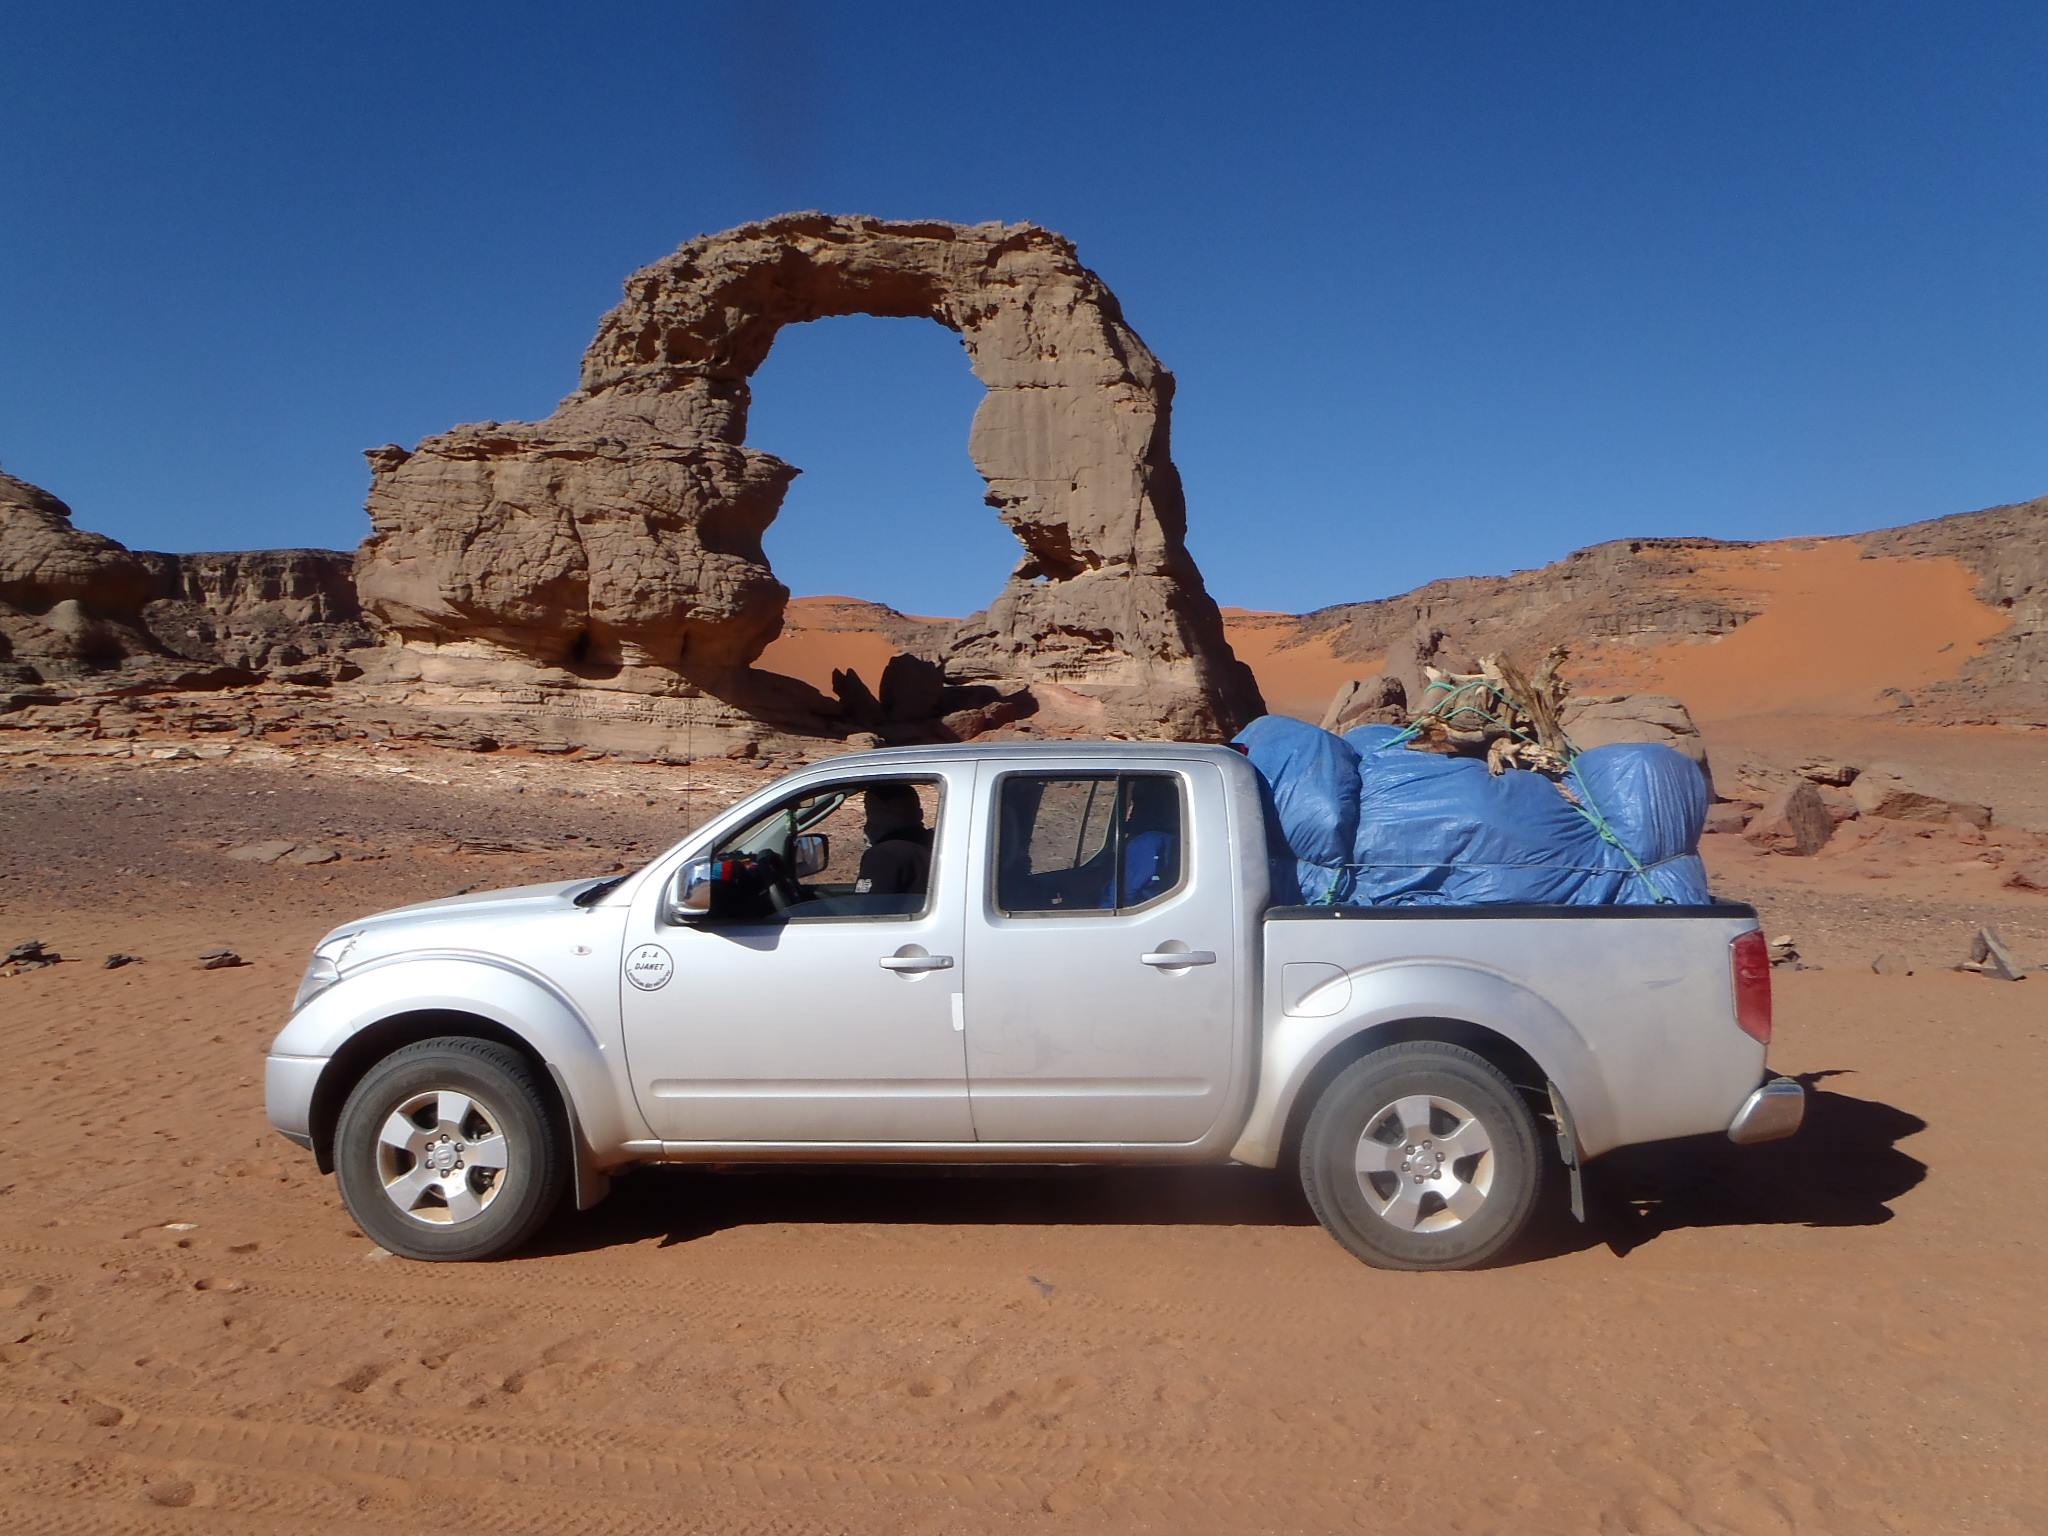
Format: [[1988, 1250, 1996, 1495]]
[[102, 952, 140, 969], [1850, 764, 1992, 829], [1815, 784, 1860, 824], [1703, 802, 1751, 836], [1321, 675, 1409, 733], [1743, 782, 1834, 856], [1560, 693, 1713, 792], [1955, 926, 2027, 982], [2005, 861, 2048, 895], [198, 947, 245, 970], [1795, 758, 1860, 787], [1870, 953, 1912, 976], [284, 844, 340, 866]]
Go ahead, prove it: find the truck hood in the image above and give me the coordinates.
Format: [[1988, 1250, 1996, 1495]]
[[318, 876, 620, 955]]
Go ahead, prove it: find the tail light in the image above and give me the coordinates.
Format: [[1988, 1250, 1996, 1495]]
[[1731, 930, 1772, 1045]]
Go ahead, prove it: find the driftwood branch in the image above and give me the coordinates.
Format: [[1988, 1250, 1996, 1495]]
[[1407, 645, 1575, 775]]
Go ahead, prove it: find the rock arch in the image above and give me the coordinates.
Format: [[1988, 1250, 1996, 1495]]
[[356, 213, 1263, 744]]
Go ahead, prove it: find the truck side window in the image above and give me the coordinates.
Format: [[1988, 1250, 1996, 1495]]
[[995, 773, 1184, 915], [713, 777, 941, 921]]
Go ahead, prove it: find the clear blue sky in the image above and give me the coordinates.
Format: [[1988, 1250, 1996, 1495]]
[[4, 2, 2044, 617]]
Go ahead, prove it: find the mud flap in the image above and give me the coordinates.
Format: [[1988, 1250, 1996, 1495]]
[[1546, 1081, 1586, 1224]]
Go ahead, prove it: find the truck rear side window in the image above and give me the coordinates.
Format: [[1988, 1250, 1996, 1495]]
[[994, 773, 1184, 915]]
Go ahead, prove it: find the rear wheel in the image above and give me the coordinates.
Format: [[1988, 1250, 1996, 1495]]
[[1299, 1041, 1544, 1271], [334, 1037, 567, 1261]]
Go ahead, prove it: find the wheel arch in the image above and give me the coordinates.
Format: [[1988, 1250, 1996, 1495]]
[[308, 1008, 613, 1211], [1230, 961, 1618, 1168], [1272, 1017, 1552, 1173]]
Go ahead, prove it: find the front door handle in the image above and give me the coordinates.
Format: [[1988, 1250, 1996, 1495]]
[[878, 953, 954, 973], [1141, 949, 1216, 969]]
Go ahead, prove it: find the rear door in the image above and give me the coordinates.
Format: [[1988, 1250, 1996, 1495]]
[[961, 760, 1240, 1144]]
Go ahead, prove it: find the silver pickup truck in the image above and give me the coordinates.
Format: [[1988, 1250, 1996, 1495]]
[[265, 741, 1802, 1270]]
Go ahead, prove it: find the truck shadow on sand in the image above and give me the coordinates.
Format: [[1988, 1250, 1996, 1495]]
[[531, 1072, 1926, 1264], [1535, 1072, 1929, 1261]]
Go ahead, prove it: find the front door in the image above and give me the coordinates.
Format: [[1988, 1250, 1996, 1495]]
[[621, 769, 973, 1144], [962, 762, 1241, 1144]]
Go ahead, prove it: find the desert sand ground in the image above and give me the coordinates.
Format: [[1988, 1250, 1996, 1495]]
[[1, 718, 2043, 1535]]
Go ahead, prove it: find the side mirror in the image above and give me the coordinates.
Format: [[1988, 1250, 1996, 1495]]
[[792, 832, 829, 879], [666, 858, 717, 923]]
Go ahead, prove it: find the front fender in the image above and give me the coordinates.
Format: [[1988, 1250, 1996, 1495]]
[[1229, 960, 1617, 1167], [268, 951, 648, 1166]]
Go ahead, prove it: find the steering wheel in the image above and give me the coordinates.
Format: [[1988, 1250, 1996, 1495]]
[[755, 848, 808, 916]]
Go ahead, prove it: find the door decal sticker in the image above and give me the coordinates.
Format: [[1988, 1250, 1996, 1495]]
[[625, 943, 674, 991]]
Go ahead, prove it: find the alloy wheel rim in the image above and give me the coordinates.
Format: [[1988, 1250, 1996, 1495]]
[[375, 1089, 512, 1226], [1353, 1093, 1495, 1233]]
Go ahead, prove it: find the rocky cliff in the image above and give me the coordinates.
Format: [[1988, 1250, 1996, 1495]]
[[0, 471, 368, 697]]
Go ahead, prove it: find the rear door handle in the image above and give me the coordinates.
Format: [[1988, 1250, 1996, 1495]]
[[878, 953, 954, 973], [1141, 950, 1216, 968]]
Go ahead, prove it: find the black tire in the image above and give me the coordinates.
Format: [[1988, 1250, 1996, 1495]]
[[1299, 1041, 1544, 1271], [333, 1037, 567, 1261]]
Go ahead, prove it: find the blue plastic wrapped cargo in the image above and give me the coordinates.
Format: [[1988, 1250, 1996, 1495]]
[[1233, 716, 1712, 908], [1565, 743, 1712, 904], [1343, 727, 1711, 907], [1231, 716, 1361, 905]]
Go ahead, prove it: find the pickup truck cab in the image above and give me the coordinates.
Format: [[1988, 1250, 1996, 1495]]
[[265, 742, 1803, 1270]]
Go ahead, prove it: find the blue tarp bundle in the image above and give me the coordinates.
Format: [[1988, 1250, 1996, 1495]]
[[1233, 715, 1361, 904], [1232, 716, 1711, 907]]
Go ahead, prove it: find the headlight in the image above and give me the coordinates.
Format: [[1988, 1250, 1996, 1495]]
[[292, 936, 357, 1013]]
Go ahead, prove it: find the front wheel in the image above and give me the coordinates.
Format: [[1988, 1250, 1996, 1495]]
[[334, 1037, 567, 1261], [1299, 1041, 1544, 1271]]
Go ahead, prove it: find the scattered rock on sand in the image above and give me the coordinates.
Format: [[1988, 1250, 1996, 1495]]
[[285, 843, 340, 865], [1870, 953, 1912, 976], [224, 840, 298, 864], [2004, 861, 2048, 894], [1850, 764, 1992, 828], [198, 947, 245, 970], [1767, 935, 1808, 970], [1743, 783, 1834, 856], [1795, 758, 1860, 786], [103, 952, 139, 969], [1956, 926, 2027, 982], [3, 939, 58, 973]]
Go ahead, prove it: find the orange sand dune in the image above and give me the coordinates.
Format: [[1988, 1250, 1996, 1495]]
[[1581, 541, 2007, 724], [1222, 608, 1378, 722], [755, 595, 947, 693]]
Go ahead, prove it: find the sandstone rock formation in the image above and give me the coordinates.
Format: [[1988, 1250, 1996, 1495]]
[[137, 549, 367, 681], [1, 470, 368, 696], [1, 470, 157, 676], [355, 213, 1263, 748]]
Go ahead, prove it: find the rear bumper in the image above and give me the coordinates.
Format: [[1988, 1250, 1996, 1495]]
[[1727, 1076, 1805, 1145]]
